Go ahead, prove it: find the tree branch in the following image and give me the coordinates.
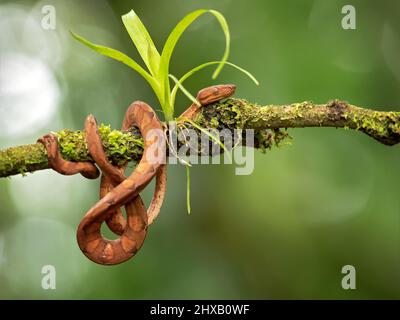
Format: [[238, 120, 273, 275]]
[[1, 98, 399, 178]]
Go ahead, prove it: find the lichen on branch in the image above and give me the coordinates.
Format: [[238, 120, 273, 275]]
[[196, 99, 400, 145], [56, 124, 144, 165], [0, 125, 144, 178], [0, 98, 399, 178]]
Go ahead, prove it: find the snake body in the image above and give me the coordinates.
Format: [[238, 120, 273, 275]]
[[38, 84, 235, 265]]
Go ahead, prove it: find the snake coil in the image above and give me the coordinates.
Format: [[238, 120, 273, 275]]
[[38, 101, 167, 265], [37, 84, 236, 265]]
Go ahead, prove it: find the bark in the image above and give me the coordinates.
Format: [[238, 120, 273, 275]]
[[1, 98, 399, 178]]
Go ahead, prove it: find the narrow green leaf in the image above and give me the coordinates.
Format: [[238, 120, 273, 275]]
[[121, 10, 161, 77], [168, 74, 200, 106], [170, 61, 259, 106], [186, 165, 191, 214], [208, 10, 230, 79], [157, 9, 206, 120], [146, 43, 160, 79], [162, 77, 173, 121], [158, 9, 230, 118], [158, 9, 206, 82], [71, 31, 161, 102]]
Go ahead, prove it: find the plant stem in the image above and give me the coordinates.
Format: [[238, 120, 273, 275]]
[[1, 98, 399, 178]]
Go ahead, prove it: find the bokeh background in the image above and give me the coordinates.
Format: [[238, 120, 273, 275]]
[[0, 0, 399, 299]]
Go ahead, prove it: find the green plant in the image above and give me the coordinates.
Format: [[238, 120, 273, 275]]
[[71, 8, 259, 214], [71, 9, 258, 122]]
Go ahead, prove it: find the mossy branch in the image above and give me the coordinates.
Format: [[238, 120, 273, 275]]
[[1, 98, 399, 178]]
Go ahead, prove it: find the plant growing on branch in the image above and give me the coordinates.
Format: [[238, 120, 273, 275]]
[[71, 9, 257, 122], [72, 9, 258, 213]]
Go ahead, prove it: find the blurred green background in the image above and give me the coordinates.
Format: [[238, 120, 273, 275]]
[[0, 0, 399, 299]]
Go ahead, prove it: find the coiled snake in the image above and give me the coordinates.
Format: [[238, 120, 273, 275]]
[[38, 84, 236, 265]]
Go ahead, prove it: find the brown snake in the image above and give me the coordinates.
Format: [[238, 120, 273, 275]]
[[38, 84, 236, 265]]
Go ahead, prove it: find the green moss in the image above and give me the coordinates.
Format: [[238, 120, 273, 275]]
[[0, 143, 48, 178], [343, 110, 400, 136], [342, 108, 400, 145], [98, 124, 144, 165], [195, 98, 248, 130], [192, 98, 291, 153], [209, 117, 219, 128], [289, 101, 312, 119], [17, 165, 27, 176], [255, 128, 291, 152], [56, 129, 89, 162], [56, 124, 144, 166]]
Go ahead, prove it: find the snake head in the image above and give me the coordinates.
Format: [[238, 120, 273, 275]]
[[196, 84, 236, 106]]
